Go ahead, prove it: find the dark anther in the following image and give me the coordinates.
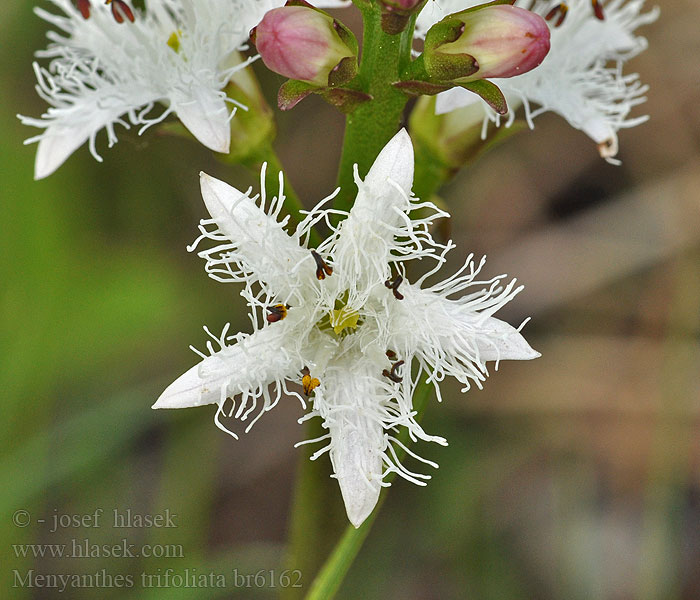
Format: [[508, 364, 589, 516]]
[[382, 360, 405, 384], [591, 0, 605, 20], [384, 275, 404, 300], [386, 349, 398, 361], [544, 3, 568, 27], [311, 250, 333, 280], [265, 303, 289, 324], [76, 0, 91, 19], [106, 0, 135, 24]]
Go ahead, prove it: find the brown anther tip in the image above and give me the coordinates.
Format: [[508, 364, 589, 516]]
[[311, 250, 332, 281], [77, 0, 91, 19], [383, 359, 405, 384], [545, 3, 568, 27], [386, 350, 398, 361], [591, 0, 605, 20], [109, 0, 135, 24], [385, 275, 404, 300]]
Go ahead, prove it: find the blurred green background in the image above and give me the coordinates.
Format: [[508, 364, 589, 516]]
[[3, 2, 699, 599]]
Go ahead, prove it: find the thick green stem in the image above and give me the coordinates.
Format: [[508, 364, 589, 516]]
[[334, 5, 413, 211]]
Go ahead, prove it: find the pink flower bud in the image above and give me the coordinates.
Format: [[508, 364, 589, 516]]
[[253, 7, 357, 87], [425, 5, 550, 81]]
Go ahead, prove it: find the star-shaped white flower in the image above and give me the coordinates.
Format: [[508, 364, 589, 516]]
[[416, 0, 659, 163], [19, 0, 349, 179], [154, 129, 539, 527]]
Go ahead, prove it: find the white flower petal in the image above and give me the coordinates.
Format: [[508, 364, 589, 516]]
[[317, 366, 386, 528], [332, 129, 415, 300], [198, 172, 312, 299], [474, 316, 540, 362], [153, 320, 300, 409], [32, 116, 111, 180], [388, 271, 538, 391], [172, 90, 230, 154]]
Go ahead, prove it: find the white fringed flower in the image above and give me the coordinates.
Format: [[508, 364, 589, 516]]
[[19, 0, 349, 179], [417, 0, 659, 163], [153, 129, 539, 527]]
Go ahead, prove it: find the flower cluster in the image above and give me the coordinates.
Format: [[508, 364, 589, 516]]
[[18, 0, 657, 530], [154, 130, 539, 527], [417, 0, 659, 162]]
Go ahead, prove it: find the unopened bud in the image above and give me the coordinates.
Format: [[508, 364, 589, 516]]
[[252, 6, 358, 87], [380, 0, 426, 34], [424, 5, 550, 82]]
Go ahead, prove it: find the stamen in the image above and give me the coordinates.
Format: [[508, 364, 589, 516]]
[[386, 350, 398, 361], [105, 0, 135, 24], [301, 367, 321, 397], [385, 275, 404, 300], [265, 303, 289, 323], [544, 3, 568, 27], [382, 360, 405, 384], [76, 0, 91, 19], [591, 0, 605, 20], [311, 250, 333, 280]]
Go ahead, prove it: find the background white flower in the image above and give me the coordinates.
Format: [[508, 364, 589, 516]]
[[416, 0, 659, 162], [19, 0, 350, 180], [153, 130, 539, 527]]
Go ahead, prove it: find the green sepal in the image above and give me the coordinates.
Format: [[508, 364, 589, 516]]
[[278, 79, 318, 111], [393, 80, 451, 96], [423, 18, 465, 51], [279, 78, 371, 113], [327, 56, 359, 88], [458, 0, 515, 14], [457, 79, 508, 114], [424, 50, 479, 82], [320, 88, 373, 114]]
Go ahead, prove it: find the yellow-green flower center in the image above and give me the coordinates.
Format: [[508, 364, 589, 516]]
[[167, 31, 182, 53], [329, 307, 360, 335]]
